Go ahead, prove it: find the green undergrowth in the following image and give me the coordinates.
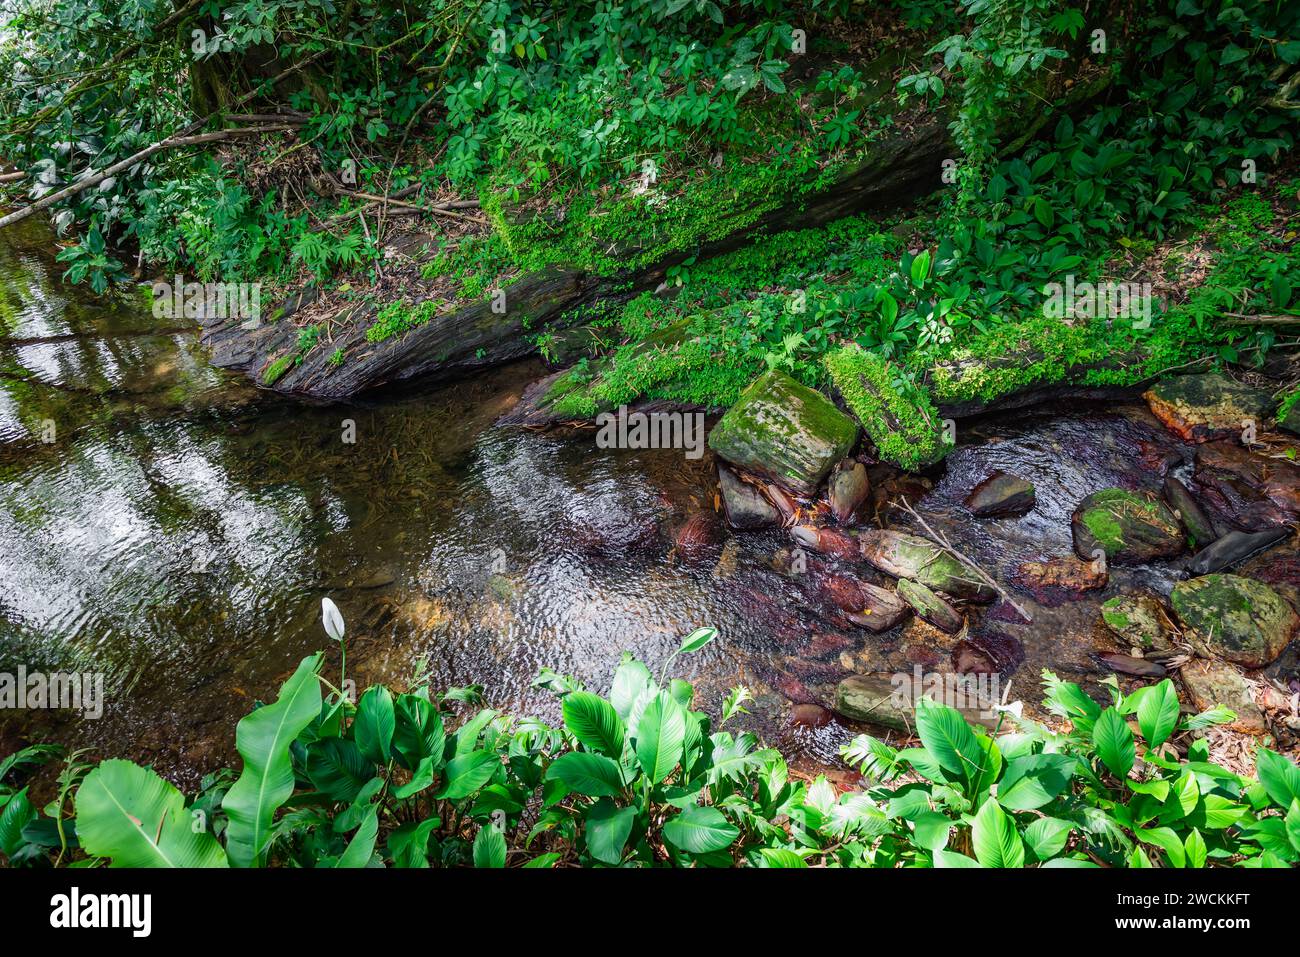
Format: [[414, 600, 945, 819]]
[[824, 345, 948, 470]]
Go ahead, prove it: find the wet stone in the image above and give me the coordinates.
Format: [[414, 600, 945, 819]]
[[1143, 373, 1274, 443], [827, 459, 870, 525], [1100, 594, 1177, 652], [896, 579, 964, 634], [717, 466, 778, 531], [858, 529, 996, 602], [1071, 488, 1185, 565], [964, 470, 1036, 518], [1188, 527, 1290, 576], [1180, 659, 1266, 734], [1163, 476, 1217, 550], [1170, 573, 1299, 668]]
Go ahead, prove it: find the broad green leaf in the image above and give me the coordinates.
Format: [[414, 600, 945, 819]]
[[1136, 826, 1186, 867], [633, 691, 686, 785], [0, 786, 34, 858], [223, 653, 323, 867], [1184, 828, 1207, 868], [662, 804, 738, 855], [473, 824, 507, 868], [912, 811, 952, 851], [562, 691, 626, 758], [1256, 747, 1300, 809], [971, 798, 1024, 868], [1136, 679, 1180, 748], [434, 750, 499, 800], [545, 752, 624, 798], [914, 696, 982, 783], [305, 737, 373, 803], [393, 693, 445, 771], [334, 806, 378, 868], [609, 657, 653, 720], [75, 760, 227, 868], [386, 818, 439, 868], [1023, 817, 1073, 861], [523, 853, 561, 868], [677, 627, 717, 654], [584, 799, 636, 865], [933, 848, 983, 868], [392, 755, 439, 799], [997, 754, 1074, 810], [760, 848, 808, 868], [1092, 707, 1135, 779]]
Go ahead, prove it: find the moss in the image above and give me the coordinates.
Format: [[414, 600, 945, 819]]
[[824, 344, 948, 470], [262, 354, 294, 386]]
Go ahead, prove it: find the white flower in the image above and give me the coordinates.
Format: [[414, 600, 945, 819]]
[[995, 700, 1024, 720], [321, 597, 345, 642]]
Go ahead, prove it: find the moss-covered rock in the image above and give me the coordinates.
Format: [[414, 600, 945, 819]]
[[1179, 659, 1266, 734], [707, 369, 858, 496], [1071, 488, 1185, 564], [1099, 594, 1177, 652], [823, 345, 949, 471], [858, 529, 996, 602], [1170, 573, 1299, 667], [896, 579, 964, 634], [1143, 373, 1274, 443]]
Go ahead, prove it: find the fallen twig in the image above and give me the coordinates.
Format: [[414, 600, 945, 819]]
[[894, 498, 1034, 623]]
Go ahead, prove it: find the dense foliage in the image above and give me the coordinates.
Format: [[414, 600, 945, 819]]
[[2, 604, 1298, 868]]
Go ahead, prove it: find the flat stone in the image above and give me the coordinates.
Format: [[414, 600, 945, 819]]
[[1014, 555, 1108, 604], [1180, 659, 1266, 734], [834, 673, 1006, 732], [1189, 527, 1290, 576], [717, 466, 779, 531], [1143, 373, 1274, 443], [707, 369, 859, 496], [1100, 594, 1177, 652], [896, 579, 964, 634], [964, 470, 1036, 518], [827, 459, 870, 525], [858, 529, 996, 602], [1071, 488, 1185, 565], [1170, 574, 1299, 668], [1163, 477, 1217, 550]]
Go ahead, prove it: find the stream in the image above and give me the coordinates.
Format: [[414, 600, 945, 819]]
[[0, 219, 1269, 789]]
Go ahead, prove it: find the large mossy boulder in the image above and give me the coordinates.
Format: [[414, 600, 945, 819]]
[[1071, 488, 1185, 564], [707, 369, 858, 496], [823, 345, 949, 471], [859, 529, 996, 602], [1170, 574, 1299, 667], [1143, 373, 1274, 443]]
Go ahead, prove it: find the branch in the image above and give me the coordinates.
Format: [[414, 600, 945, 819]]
[[0, 126, 295, 230]]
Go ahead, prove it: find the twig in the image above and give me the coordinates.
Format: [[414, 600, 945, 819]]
[[894, 498, 1034, 623], [329, 187, 488, 225], [0, 126, 294, 230]]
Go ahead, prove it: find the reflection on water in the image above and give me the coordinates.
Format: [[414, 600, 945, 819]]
[[0, 221, 849, 785]]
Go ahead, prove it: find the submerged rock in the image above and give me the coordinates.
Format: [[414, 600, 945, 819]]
[[717, 466, 779, 530], [1143, 373, 1274, 443], [814, 576, 910, 632], [896, 579, 964, 634], [1162, 477, 1217, 550], [707, 369, 858, 496], [1071, 488, 1185, 565], [1180, 659, 1266, 734], [858, 529, 995, 602], [1188, 527, 1290, 576], [834, 673, 1003, 731], [827, 459, 870, 525], [1014, 555, 1107, 604], [790, 525, 861, 561], [1092, 653, 1167, 678], [1099, 594, 1177, 652], [964, 470, 1035, 518], [1193, 441, 1300, 528], [789, 703, 834, 728], [1170, 574, 1299, 667]]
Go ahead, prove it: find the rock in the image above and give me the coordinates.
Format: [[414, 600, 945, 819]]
[[1091, 653, 1167, 678], [1188, 527, 1290, 576], [815, 577, 910, 632], [1071, 488, 1185, 565], [790, 525, 860, 561], [952, 640, 997, 676], [896, 579, 964, 634], [960, 631, 1026, 676], [1170, 574, 1299, 667], [827, 459, 870, 525], [1193, 441, 1300, 528], [1099, 595, 1177, 652], [789, 703, 834, 728], [1162, 477, 1217, 550], [717, 466, 778, 530], [1014, 555, 1107, 604], [858, 529, 996, 602], [834, 673, 1004, 731], [1278, 396, 1300, 436], [1143, 373, 1274, 443], [964, 471, 1036, 518], [672, 510, 722, 564], [707, 369, 859, 496], [1180, 659, 1266, 734]]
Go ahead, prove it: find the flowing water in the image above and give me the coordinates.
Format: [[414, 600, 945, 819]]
[[0, 219, 1210, 789]]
